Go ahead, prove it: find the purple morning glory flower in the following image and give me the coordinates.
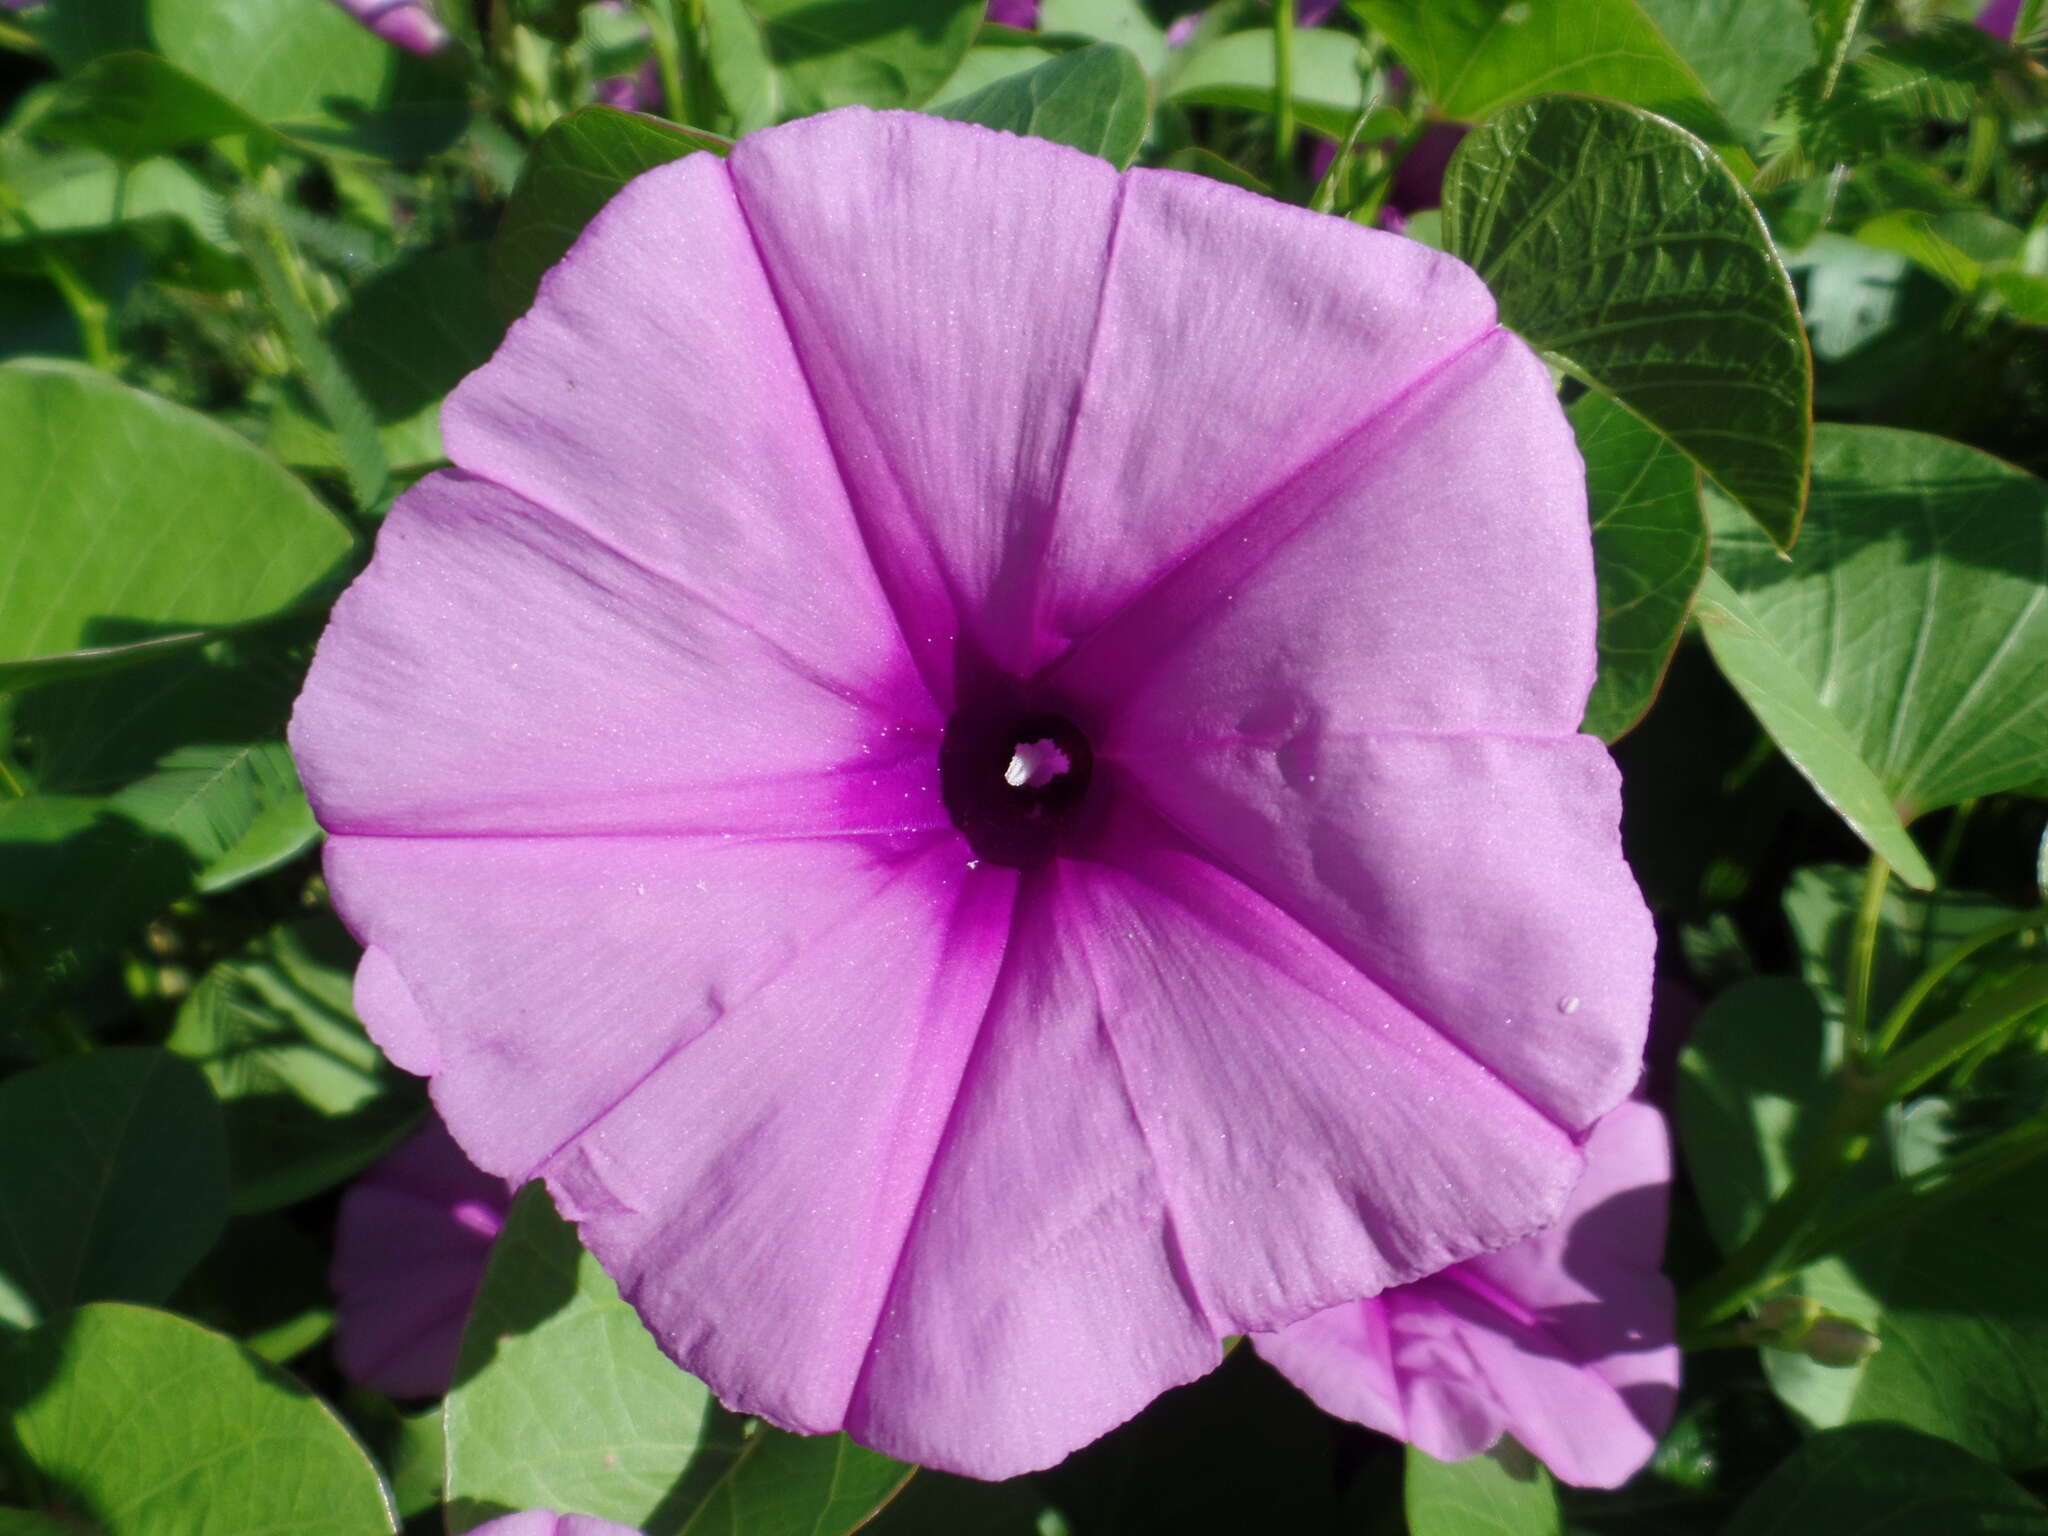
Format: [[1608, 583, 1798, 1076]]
[[469, 1515, 640, 1536], [1978, 0, 2022, 40], [330, 1119, 510, 1398], [1253, 1101, 1679, 1488], [291, 107, 1653, 1477], [985, 0, 1041, 25], [323, 0, 450, 55]]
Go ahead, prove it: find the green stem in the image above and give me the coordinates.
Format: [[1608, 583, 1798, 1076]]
[[1679, 1081, 1884, 1333], [1868, 966, 2048, 1102], [1873, 907, 2047, 1058], [1679, 966, 2048, 1332], [639, 0, 688, 124], [1794, 1111, 2048, 1269], [0, 16, 37, 52], [0, 185, 116, 370], [1272, 0, 1296, 185], [1843, 852, 1890, 1065]]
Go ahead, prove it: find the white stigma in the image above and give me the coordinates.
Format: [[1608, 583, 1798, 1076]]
[[1004, 738, 1070, 790]]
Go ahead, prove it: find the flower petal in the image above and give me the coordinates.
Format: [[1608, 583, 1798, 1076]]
[[1255, 1104, 1678, 1488], [331, 1120, 507, 1398], [1053, 331, 1593, 737], [1451, 1100, 1679, 1486], [1033, 168, 1499, 661], [1096, 730, 1651, 1131], [440, 152, 922, 719], [291, 471, 941, 839], [724, 109, 1123, 686], [325, 829, 951, 1185], [853, 830, 1580, 1475]]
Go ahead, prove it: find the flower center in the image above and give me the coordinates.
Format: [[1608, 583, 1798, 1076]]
[[940, 706, 1095, 868]]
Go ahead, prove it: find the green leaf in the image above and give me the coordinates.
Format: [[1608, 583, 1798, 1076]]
[[278, 244, 506, 471], [1571, 389, 1707, 740], [931, 43, 1062, 106], [32, 50, 267, 161], [232, 191, 388, 514], [674, 1430, 916, 1536], [1780, 233, 1912, 363], [1405, 1446, 1561, 1536], [1708, 425, 2048, 820], [107, 741, 312, 892], [1036, 0, 1168, 74], [445, 1185, 744, 1533], [703, 0, 983, 133], [934, 43, 1149, 168], [1357, 0, 1732, 144], [1634, 0, 1816, 141], [1720, 1423, 2048, 1534], [0, 1048, 227, 1330], [1442, 94, 1812, 550], [1677, 977, 1858, 1254], [1, 1304, 397, 1535], [1769, 1151, 2048, 1469], [0, 1513, 74, 1535], [0, 361, 354, 689], [40, 0, 466, 161], [1692, 569, 1934, 886], [1678, 974, 2048, 1467], [1166, 26, 1380, 140], [489, 106, 730, 322], [167, 917, 423, 1214], [1781, 864, 2024, 1024], [333, 244, 503, 447]]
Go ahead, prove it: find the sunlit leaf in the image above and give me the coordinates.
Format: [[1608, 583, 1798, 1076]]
[[1, 1304, 398, 1535], [445, 1185, 744, 1533], [1572, 389, 1707, 740], [1443, 95, 1811, 549], [1692, 569, 1933, 885], [1709, 426, 2048, 820], [935, 43, 1149, 168], [167, 917, 423, 1214], [1358, 0, 1731, 144], [0, 362, 354, 689]]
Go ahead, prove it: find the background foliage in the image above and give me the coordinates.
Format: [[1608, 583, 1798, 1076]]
[[3, 0, 2047, 1531]]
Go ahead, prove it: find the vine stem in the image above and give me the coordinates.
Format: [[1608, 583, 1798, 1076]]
[[1842, 851, 1890, 1064], [1871, 906, 2046, 1058], [1272, 0, 1296, 184], [1679, 965, 2048, 1333]]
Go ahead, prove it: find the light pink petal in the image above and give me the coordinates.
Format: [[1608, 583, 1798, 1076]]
[[469, 1515, 641, 1536], [326, 0, 451, 54], [325, 831, 949, 1184], [1092, 730, 1650, 1132], [1256, 1104, 1678, 1489], [1033, 155, 1499, 662], [852, 823, 1582, 1476], [331, 1120, 509, 1398], [439, 153, 928, 727], [537, 849, 1017, 1444], [1453, 1101, 1679, 1486], [1042, 332, 1646, 1130], [1053, 332, 1592, 737], [844, 872, 1219, 1477], [1056, 818, 1582, 1319], [290, 472, 941, 839], [723, 110, 1123, 688]]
